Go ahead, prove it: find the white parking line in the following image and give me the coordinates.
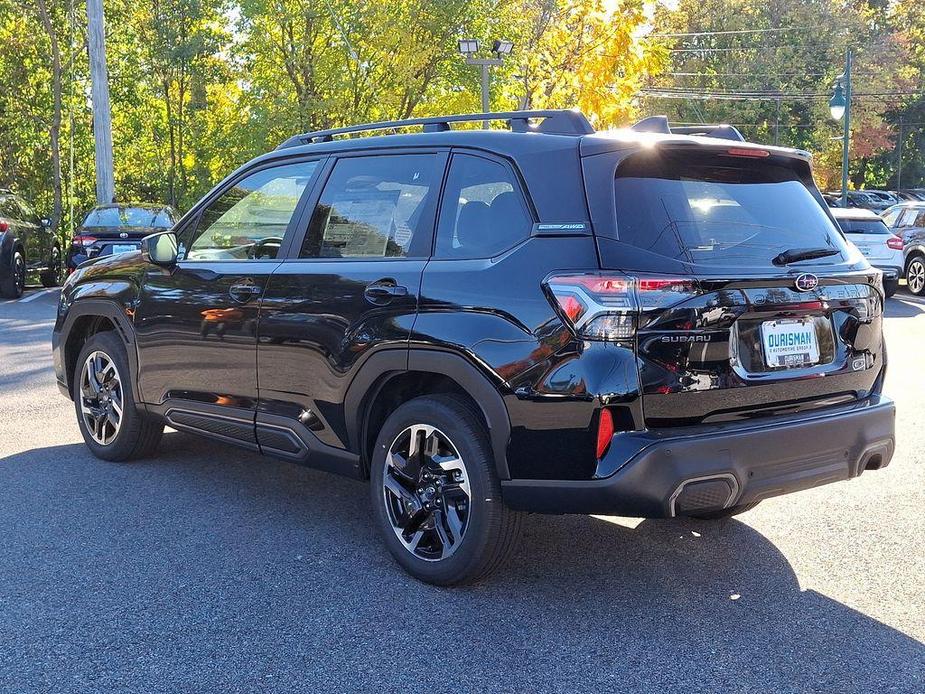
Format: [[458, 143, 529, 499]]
[[18, 288, 58, 303]]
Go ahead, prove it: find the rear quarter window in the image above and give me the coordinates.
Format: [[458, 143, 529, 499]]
[[613, 150, 849, 269]]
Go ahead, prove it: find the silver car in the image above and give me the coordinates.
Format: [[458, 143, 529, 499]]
[[882, 202, 925, 295]]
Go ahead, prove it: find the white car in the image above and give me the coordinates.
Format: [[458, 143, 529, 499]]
[[832, 208, 904, 297]]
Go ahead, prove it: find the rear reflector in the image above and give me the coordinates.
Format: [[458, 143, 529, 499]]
[[887, 235, 904, 250], [596, 408, 614, 459]]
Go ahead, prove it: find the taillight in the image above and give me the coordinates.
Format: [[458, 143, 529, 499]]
[[71, 235, 97, 248], [545, 273, 700, 341], [0, 220, 8, 233], [887, 235, 904, 250], [596, 408, 614, 459], [725, 147, 770, 158]]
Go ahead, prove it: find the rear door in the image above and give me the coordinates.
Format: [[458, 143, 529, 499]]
[[256, 150, 446, 466], [14, 198, 49, 270], [134, 158, 322, 443], [587, 146, 882, 426]]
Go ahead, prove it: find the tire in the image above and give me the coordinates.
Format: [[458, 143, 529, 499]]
[[906, 256, 925, 296], [0, 249, 25, 299], [40, 244, 62, 287], [369, 394, 523, 586], [689, 501, 760, 520], [73, 330, 163, 461], [884, 279, 899, 298]]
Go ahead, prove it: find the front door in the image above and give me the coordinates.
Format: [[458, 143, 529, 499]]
[[257, 151, 446, 468], [133, 159, 322, 446]]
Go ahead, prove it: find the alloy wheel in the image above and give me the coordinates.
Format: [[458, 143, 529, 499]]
[[13, 254, 25, 294], [908, 259, 925, 295], [382, 424, 471, 561], [79, 350, 124, 445]]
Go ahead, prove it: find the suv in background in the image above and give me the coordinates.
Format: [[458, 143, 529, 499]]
[[53, 110, 895, 585], [832, 208, 903, 296], [66, 203, 177, 273], [881, 202, 925, 295], [0, 189, 61, 298]]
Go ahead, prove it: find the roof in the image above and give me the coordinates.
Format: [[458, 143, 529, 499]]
[[831, 207, 882, 220], [89, 202, 171, 211]]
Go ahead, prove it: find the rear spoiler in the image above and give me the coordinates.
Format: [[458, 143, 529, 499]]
[[630, 115, 745, 142]]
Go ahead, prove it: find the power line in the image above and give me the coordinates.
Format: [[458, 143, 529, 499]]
[[651, 27, 815, 38]]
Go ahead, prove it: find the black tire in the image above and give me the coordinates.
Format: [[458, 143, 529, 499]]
[[0, 249, 25, 299], [40, 244, 62, 287], [883, 279, 899, 298], [73, 330, 163, 461], [689, 501, 760, 520], [906, 256, 925, 296], [370, 394, 523, 586]]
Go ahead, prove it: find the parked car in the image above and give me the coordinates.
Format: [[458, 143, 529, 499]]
[[66, 203, 178, 273], [881, 202, 925, 295], [0, 188, 62, 298], [865, 190, 900, 207], [831, 208, 902, 296], [52, 110, 895, 585], [895, 191, 925, 201]]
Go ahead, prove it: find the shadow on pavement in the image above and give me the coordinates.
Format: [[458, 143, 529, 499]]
[[0, 433, 922, 692], [885, 294, 925, 319]]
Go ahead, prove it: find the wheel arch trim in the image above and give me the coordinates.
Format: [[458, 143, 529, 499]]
[[345, 348, 512, 480]]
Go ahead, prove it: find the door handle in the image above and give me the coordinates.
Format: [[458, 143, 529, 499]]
[[364, 280, 408, 305], [229, 279, 262, 303]]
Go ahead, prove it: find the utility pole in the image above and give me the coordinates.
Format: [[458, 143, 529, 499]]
[[897, 117, 904, 192], [86, 0, 115, 204], [838, 48, 852, 208]]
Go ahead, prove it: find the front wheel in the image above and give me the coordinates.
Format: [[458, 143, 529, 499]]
[[74, 331, 163, 461], [906, 256, 925, 296], [41, 245, 62, 287], [370, 394, 523, 586]]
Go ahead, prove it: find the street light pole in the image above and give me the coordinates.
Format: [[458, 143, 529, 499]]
[[466, 57, 503, 127], [458, 39, 513, 129], [839, 48, 852, 208]]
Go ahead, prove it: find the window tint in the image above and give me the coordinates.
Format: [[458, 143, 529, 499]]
[[882, 207, 902, 227], [898, 208, 922, 227], [838, 219, 892, 235], [183, 161, 317, 261], [613, 151, 849, 268], [300, 154, 440, 259], [435, 154, 532, 259], [0, 197, 18, 219]]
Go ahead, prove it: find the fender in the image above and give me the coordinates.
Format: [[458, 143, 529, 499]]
[[53, 298, 144, 407], [344, 348, 512, 480]]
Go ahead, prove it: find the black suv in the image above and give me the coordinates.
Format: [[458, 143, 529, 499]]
[[0, 189, 62, 298], [52, 110, 895, 585]]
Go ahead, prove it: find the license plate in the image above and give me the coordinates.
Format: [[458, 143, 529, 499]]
[[111, 244, 137, 254], [761, 319, 819, 368]]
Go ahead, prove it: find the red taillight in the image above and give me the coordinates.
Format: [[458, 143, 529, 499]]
[[545, 273, 700, 341], [887, 235, 904, 251], [0, 220, 8, 233], [71, 235, 97, 248], [596, 408, 614, 459], [725, 147, 770, 158]]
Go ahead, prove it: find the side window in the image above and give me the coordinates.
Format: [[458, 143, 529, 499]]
[[181, 160, 318, 261], [882, 208, 902, 228], [14, 198, 39, 226], [435, 153, 532, 259], [898, 209, 920, 228], [299, 154, 441, 259], [915, 210, 925, 228]]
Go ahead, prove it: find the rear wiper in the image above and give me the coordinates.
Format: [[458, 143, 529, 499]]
[[772, 247, 840, 266]]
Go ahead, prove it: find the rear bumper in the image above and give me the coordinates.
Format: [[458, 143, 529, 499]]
[[501, 395, 895, 517], [872, 264, 902, 280]]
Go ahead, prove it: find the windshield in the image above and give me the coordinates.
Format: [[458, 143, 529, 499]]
[[613, 151, 849, 268], [82, 206, 168, 228]]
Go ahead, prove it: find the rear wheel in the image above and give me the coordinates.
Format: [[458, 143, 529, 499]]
[[74, 331, 163, 461], [906, 256, 925, 296], [370, 394, 523, 586], [689, 501, 760, 520], [0, 250, 25, 299], [40, 244, 62, 287]]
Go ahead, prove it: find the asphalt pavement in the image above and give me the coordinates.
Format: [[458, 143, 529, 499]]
[[0, 285, 922, 693]]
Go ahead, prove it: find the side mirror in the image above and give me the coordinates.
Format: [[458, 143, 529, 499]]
[[41, 218, 52, 228], [142, 231, 178, 266]]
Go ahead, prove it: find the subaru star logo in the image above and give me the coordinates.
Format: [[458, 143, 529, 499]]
[[119, 232, 129, 239], [794, 273, 819, 292]]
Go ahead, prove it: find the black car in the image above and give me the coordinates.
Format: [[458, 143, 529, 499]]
[[66, 203, 177, 273], [52, 110, 896, 585], [0, 189, 61, 298]]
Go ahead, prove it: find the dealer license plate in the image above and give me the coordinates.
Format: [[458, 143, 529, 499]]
[[761, 318, 820, 368], [111, 244, 138, 255]]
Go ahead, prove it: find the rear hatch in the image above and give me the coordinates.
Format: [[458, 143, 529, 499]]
[[836, 216, 903, 267], [583, 145, 884, 426], [76, 226, 155, 257]]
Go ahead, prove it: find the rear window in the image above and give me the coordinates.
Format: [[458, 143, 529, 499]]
[[83, 206, 161, 228], [613, 151, 849, 268], [837, 218, 892, 235]]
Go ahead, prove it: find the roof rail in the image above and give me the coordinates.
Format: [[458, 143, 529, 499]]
[[276, 109, 595, 149], [629, 115, 745, 142]]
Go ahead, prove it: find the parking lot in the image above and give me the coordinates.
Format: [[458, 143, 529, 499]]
[[0, 286, 922, 692]]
